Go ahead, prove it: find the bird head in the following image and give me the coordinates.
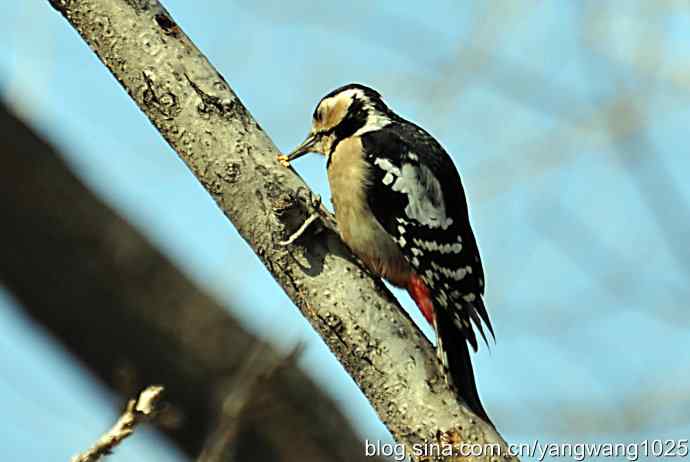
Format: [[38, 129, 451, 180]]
[[284, 83, 392, 162]]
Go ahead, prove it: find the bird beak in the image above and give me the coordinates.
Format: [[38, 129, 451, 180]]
[[286, 133, 318, 161]]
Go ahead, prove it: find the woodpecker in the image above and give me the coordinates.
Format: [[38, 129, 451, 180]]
[[281, 83, 494, 425]]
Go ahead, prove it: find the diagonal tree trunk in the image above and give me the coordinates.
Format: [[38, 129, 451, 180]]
[[0, 102, 381, 462], [45, 1, 516, 460]]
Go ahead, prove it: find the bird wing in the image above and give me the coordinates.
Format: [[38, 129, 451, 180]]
[[360, 124, 493, 350]]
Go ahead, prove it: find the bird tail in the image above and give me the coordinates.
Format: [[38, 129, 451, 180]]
[[435, 307, 494, 427]]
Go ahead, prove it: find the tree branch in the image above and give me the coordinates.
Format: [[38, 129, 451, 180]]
[[71, 386, 164, 462], [46, 1, 515, 460]]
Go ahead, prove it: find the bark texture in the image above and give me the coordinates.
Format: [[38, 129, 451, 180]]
[[46, 1, 516, 460], [0, 102, 380, 462]]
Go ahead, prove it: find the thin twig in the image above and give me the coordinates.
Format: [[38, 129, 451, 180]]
[[71, 385, 164, 462]]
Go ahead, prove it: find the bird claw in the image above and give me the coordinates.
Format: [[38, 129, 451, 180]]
[[279, 188, 336, 246], [300, 187, 338, 232], [279, 212, 320, 246], [303, 187, 322, 211]]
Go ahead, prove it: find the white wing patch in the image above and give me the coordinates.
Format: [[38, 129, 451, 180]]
[[374, 158, 400, 175], [373, 157, 454, 230], [412, 238, 462, 254], [431, 262, 468, 281]]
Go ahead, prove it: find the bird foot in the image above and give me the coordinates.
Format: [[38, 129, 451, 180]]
[[279, 187, 337, 246]]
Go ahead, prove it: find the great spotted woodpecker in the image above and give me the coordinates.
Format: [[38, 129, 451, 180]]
[[280, 83, 494, 425]]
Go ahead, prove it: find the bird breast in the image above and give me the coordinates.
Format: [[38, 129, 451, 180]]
[[327, 137, 411, 287]]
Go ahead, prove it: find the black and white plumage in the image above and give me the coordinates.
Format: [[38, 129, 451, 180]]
[[362, 123, 493, 350], [283, 83, 494, 425]]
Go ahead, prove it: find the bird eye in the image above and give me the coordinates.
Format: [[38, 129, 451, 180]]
[[314, 108, 323, 122]]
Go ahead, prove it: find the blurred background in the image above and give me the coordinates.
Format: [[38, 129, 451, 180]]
[[2, 1, 690, 460]]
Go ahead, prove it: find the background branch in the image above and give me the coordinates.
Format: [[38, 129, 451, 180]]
[[0, 102, 381, 462]]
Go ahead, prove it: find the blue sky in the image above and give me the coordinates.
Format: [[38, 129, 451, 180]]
[[2, 1, 690, 460]]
